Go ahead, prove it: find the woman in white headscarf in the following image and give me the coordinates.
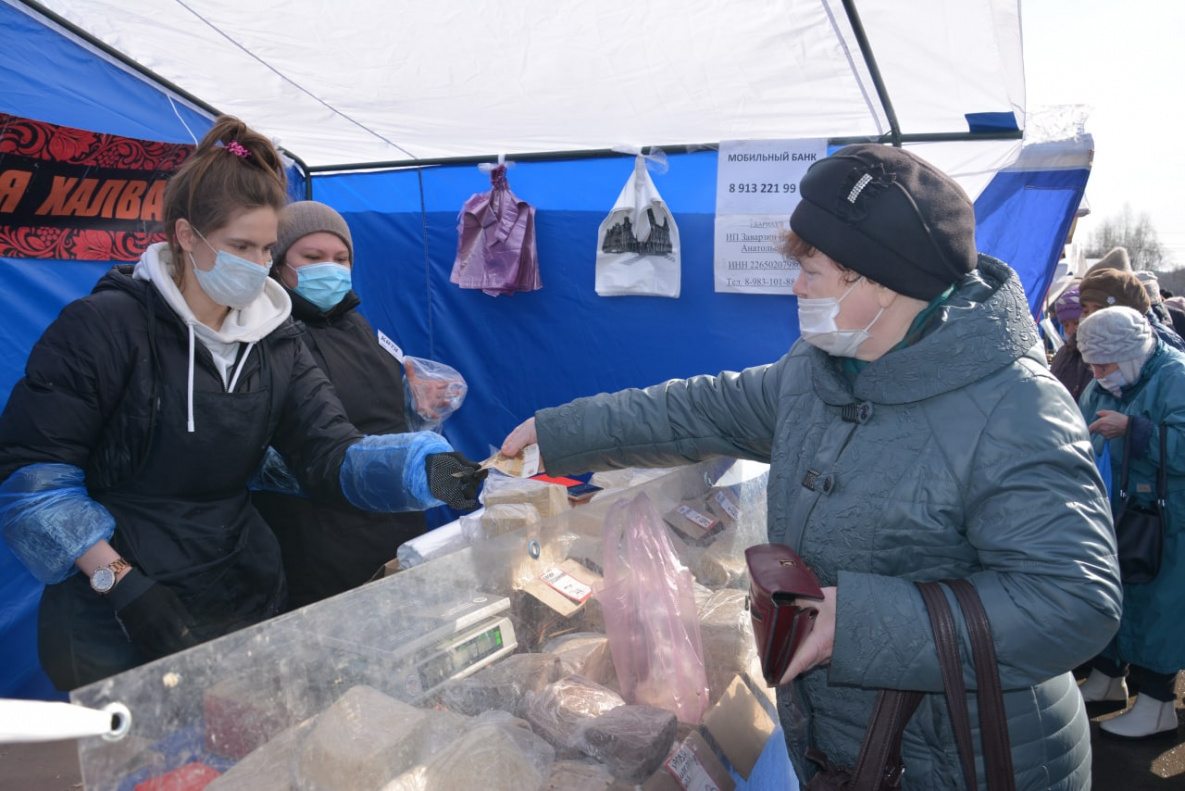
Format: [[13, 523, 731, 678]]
[[1076, 306, 1185, 739]]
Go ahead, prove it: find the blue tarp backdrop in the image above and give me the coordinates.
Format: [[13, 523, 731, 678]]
[[0, 0, 1089, 699]]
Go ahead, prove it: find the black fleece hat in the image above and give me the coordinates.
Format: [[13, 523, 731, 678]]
[[789, 144, 978, 300]]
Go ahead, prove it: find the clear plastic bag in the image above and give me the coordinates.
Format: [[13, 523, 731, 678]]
[[383, 710, 555, 791], [524, 675, 624, 750], [402, 356, 468, 430], [570, 704, 678, 782], [596, 492, 709, 724]]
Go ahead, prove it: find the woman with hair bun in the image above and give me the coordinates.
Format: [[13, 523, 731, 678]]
[[0, 116, 486, 689]]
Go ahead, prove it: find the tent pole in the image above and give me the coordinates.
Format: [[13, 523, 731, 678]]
[[839, 0, 902, 147]]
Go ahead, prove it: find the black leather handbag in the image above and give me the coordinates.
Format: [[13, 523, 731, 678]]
[[1114, 423, 1166, 584]]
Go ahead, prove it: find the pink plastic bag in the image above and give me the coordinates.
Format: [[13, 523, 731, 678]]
[[450, 164, 541, 297], [595, 492, 709, 724]]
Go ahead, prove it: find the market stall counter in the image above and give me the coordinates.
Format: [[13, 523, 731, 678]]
[[70, 459, 797, 790]]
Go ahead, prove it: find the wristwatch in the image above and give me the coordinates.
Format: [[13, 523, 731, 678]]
[[90, 558, 131, 594]]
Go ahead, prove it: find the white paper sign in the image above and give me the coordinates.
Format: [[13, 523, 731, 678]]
[[714, 138, 827, 294]]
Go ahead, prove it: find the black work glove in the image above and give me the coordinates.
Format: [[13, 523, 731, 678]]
[[106, 568, 199, 661], [425, 451, 488, 511]]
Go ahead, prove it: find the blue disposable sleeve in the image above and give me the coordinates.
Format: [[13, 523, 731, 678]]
[[0, 463, 116, 584], [339, 432, 451, 512]]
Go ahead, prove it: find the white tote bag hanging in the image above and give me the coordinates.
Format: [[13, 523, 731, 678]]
[[595, 154, 681, 298]]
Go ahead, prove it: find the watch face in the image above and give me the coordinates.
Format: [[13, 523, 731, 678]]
[[91, 566, 116, 593]]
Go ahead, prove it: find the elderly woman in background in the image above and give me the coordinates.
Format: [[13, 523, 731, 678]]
[[1050, 284, 1093, 400], [1078, 268, 1185, 351], [1075, 306, 1185, 739]]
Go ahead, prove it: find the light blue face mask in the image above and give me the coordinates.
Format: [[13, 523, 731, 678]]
[[189, 229, 271, 309], [292, 262, 353, 311]]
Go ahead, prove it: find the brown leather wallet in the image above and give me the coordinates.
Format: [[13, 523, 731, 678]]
[[745, 543, 824, 686]]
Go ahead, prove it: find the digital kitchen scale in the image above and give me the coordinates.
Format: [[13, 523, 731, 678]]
[[300, 592, 518, 704]]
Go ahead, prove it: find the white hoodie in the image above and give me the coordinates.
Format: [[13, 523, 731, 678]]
[[133, 242, 292, 432]]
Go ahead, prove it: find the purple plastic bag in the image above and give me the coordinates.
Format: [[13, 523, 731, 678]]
[[595, 492, 709, 724], [450, 165, 541, 297]]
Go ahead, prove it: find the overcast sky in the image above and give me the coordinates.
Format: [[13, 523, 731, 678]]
[[1022, 0, 1185, 267]]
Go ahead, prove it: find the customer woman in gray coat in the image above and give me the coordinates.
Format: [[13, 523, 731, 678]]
[[501, 145, 1122, 789]]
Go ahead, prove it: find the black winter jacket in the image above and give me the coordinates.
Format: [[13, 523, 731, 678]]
[[0, 265, 362, 634], [252, 289, 428, 607]]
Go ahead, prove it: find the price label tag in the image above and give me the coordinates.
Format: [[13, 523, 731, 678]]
[[376, 329, 405, 362], [677, 505, 715, 530], [664, 742, 721, 791], [713, 490, 740, 521], [540, 568, 592, 603]]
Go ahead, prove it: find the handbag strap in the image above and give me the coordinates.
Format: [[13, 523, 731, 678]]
[[946, 579, 1016, 791], [839, 581, 1018, 790], [1120, 422, 1168, 505], [1118, 426, 1134, 500], [916, 581, 978, 791], [847, 689, 924, 789], [1156, 422, 1167, 505]]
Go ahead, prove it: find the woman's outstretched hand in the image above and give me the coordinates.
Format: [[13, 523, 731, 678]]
[[501, 417, 538, 457]]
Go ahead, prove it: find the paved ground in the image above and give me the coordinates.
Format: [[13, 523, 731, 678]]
[[1, 676, 1181, 789]]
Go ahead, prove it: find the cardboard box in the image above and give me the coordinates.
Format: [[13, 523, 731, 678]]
[[521, 558, 602, 618], [701, 675, 776, 780], [642, 731, 736, 791], [663, 499, 726, 546]]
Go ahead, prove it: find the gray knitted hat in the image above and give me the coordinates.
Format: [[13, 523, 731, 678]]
[[1076, 306, 1155, 365], [1133, 270, 1163, 305], [273, 201, 353, 267]]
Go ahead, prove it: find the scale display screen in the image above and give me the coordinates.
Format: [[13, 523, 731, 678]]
[[412, 617, 515, 695]]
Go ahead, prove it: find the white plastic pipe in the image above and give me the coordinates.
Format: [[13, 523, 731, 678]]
[[0, 699, 130, 743]]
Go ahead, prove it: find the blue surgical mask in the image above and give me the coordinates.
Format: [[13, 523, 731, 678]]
[[291, 262, 352, 311], [189, 229, 270, 309]]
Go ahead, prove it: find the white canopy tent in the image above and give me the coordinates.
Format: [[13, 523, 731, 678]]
[[30, 0, 1025, 192], [3, 0, 1097, 707]]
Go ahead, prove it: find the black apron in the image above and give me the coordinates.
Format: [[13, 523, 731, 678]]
[[40, 335, 287, 689]]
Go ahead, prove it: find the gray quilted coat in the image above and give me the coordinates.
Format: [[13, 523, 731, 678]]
[[536, 257, 1122, 790]]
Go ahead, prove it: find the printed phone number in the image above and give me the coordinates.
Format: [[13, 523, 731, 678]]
[[724, 277, 796, 288], [727, 183, 796, 194]]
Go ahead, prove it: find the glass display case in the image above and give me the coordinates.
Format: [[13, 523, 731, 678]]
[[71, 459, 778, 790]]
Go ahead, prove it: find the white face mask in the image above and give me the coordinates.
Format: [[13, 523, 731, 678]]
[[1096, 369, 1126, 397], [797, 280, 885, 357]]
